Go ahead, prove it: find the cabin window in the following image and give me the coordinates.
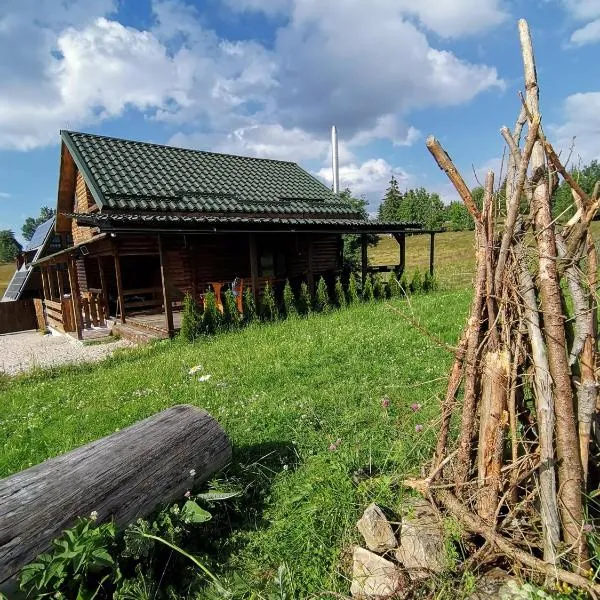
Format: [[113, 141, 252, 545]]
[[259, 251, 286, 277]]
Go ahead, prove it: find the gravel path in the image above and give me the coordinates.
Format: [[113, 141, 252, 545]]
[[0, 331, 132, 376]]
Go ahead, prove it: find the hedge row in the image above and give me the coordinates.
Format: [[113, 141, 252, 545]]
[[180, 269, 437, 341]]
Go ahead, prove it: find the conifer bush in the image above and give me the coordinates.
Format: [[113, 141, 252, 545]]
[[180, 293, 203, 341], [334, 276, 346, 308], [282, 280, 297, 318], [222, 289, 241, 329], [422, 271, 437, 293], [260, 282, 279, 321], [362, 274, 374, 302], [387, 274, 402, 298], [243, 288, 257, 323], [373, 274, 387, 300], [347, 272, 359, 304], [399, 273, 409, 295], [297, 282, 312, 316], [202, 291, 222, 335], [410, 267, 423, 294], [314, 276, 330, 313]]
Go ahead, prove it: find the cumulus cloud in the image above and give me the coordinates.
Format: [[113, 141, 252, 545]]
[[561, 0, 600, 45], [551, 92, 600, 163], [570, 18, 600, 44]]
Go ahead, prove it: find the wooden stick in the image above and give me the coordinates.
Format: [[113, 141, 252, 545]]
[[434, 489, 600, 597], [426, 136, 482, 223]]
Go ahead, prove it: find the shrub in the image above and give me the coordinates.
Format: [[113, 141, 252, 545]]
[[180, 293, 203, 341], [362, 274, 374, 302], [297, 282, 312, 316], [334, 276, 346, 308], [260, 282, 279, 321], [202, 291, 222, 335], [399, 273, 410, 295], [314, 276, 330, 313], [423, 271, 438, 293], [373, 274, 387, 300], [222, 290, 241, 329], [410, 268, 423, 294], [282, 280, 297, 318], [347, 272, 359, 304], [387, 274, 402, 298], [243, 288, 257, 323]]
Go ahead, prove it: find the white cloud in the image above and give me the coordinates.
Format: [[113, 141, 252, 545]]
[[562, 0, 600, 20], [0, 192, 11, 199], [551, 92, 600, 163], [317, 158, 410, 198], [570, 18, 600, 44], [221, 0, 291, 16]]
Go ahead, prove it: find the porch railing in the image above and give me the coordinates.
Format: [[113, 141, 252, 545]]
[[43, 298, 75, 333]]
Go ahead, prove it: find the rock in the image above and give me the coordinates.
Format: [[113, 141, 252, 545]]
[[357, 503, 398, 553], [467, 568, 515, 599], [350, 546, 406, 598], [394, 498, 446, 580]]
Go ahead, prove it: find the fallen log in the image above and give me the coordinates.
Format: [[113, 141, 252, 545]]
[[0, 404, 231, 588]]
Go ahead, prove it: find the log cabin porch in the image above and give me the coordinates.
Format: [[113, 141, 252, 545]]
[[33, 219, 432, 340]]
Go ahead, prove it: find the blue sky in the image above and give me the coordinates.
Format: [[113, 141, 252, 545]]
[[1, 0, 599, 241]]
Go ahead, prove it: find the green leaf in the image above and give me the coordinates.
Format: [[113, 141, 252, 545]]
[[91, 548, 114, 568], [195, 490, 241, 502], [182, 500, 212, 523], [20, 563, 45, 588]]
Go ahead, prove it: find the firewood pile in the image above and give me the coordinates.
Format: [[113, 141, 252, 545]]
[[407, 19, 600, 595]]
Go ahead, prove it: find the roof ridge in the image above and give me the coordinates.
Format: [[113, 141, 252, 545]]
[[61, 130, 301, 166]]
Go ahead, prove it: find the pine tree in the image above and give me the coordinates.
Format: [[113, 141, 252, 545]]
[[222, 289, 241, 329], [243, 288, 257, 323], [373, 274, 386, 300], [347, 272, 359, 304], [297, 282, 312, 316], [260, 282, 279, 321], [334, 276, 346, 308], [283, 280, 297, 318], [314, 276, 330, 312], [180, 293, 203, 341], [362, 274, 374, 302], [378, 176, 404, 221], [202, 291, 222, 335], [399, 273, 410, 295]]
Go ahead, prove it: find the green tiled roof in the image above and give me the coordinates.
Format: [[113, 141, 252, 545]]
[[61, 130, 363, 219]]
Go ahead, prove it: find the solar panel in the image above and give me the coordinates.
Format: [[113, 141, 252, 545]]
[[24, 217, 55, 252], [2, 269, 29, 301]]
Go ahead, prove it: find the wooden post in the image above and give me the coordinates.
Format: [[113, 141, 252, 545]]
[[113, 246, 125, 324], [67, 258, 83, 340], [158, 235, 174, 337], [41, 268, 49, 300], [249, 233, 259, 303], [56, 268, 65, 299], [361, 234, 368, 285], [0, 405, 232, 589], [97, 257, 109, 324], [307, 234, 315, 294], [429, 232, 435, 276], [393, 233, 406, 276]]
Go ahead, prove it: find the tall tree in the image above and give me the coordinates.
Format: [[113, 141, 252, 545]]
[[398, 187, 445, 229], [378, 176, 403, 221], [0, 230, 22, 263], [22, 206, 55, 241]]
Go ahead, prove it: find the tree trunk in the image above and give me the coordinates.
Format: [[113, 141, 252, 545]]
[[0, 405, 231, 588]]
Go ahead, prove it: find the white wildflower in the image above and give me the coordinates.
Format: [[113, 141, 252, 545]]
[[188, 365, 203, 375], [198, 374, 212, 382], [90, 510, 98, 521], [189, 469, 196, 477]]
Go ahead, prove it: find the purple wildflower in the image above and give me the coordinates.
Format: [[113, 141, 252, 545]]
[[184, 490, 191, 499], [328, 443, 337, 451], [382, 397, 390, 408], [410, 403, 422, 412], [415, 424, 424, 433]]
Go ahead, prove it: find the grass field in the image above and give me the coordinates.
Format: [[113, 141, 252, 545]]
[[0, 262, 14, 297], [1, 292, 470, 595]]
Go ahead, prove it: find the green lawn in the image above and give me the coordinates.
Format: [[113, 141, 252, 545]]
[[0, 262, 14, 297], [1, 292, 470, 595]]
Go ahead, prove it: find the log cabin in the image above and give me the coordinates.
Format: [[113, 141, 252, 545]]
[[32, 131, 426, 339]]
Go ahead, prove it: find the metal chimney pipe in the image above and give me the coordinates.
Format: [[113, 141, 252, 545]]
[[331, 125, 339, 194]]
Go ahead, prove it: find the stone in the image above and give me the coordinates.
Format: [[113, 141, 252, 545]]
[[357, 503, 398, 553], [350, 546, 406, 598], [394, 498, 446, 580], [467, 568, 515, 599]]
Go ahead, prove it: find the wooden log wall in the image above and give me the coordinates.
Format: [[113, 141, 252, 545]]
[[72, 172, 97, 244], [0, 405, 232, 589]]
